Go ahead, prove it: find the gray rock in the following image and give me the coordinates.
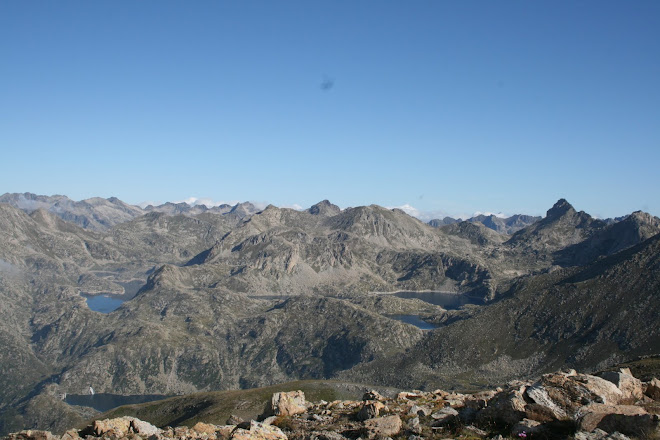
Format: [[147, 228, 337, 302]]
[[599, 371, 644, 402], [431, 407, 459, 426], [363, 415, 402, 438], [269, 391, 307, 416], [525, 383, 568, 419], [408, 404, 432, 417], [578, 403, 658, 436], [407, 416, 422, 435]]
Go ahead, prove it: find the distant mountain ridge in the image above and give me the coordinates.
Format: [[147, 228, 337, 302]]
[[0, 193, 261, 231], [0, 194, 658, 435], [0, 193, 631, 235], [429, 213, 543, 234]]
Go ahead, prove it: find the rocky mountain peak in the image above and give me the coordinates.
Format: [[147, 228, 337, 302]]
[[626, 210, 660, 226], [308, 200, 341, 216], [546, 198, 575, 219], [229, 202, 259, 218]]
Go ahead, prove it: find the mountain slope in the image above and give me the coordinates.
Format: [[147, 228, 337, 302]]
[[344, 231, 660, 390]]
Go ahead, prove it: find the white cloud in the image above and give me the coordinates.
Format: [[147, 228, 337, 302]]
[[282, 203, 304, 210], [174, 197, 239, 208], [15, 195, 51, 212], [389, 203, 422, 218], [387, 204, 453, 222], [472, 211, 508, 219]]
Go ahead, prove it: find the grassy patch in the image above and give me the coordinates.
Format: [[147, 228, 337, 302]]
[[85, 380, 361, 429]]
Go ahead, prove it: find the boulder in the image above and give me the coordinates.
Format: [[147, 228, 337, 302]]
[[269, 391, 307, 416], [357, 401, 384, 421], [396, 392, 422, 401], [476, 386, 527, 426], [3, 431, 56, 440], [525, 384, 568, 419], [530, 371, 622, 419], [430, 407, 459, 426], [59, 430, 80, 440], [599, 371, 644, 401], [231, 421, 288, 440], [217, 426, 237, 439], [363, 415, 402, 438], [444, 392, 468, 407], [646, 377, 660, 400], [130, 418, 160, 437], [192, 422, 220, 435], [89, 417, 133, 437], [575, 431, 631, 440], [576, 374, 624, 405], [578, 403, 659, 436], [408, 404, 431, 417]]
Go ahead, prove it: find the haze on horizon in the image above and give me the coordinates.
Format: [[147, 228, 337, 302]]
[[1, 1, 659, 219]]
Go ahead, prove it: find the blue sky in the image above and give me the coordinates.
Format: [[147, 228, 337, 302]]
[[1, 1, 659, 219]]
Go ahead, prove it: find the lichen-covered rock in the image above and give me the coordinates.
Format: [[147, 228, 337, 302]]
[[357, 401, 384, 421], [575, 430, 632, 440], [578, 403, 658, 436], [599, 371, 644, 402], [476, 386, 527, 426], [408, 404, 431, 417], [89, 417, 133, 437], [192, 422, 220, 435], [576, 374, 625, 405], [430, 407, 459, 426], [646, 377, 660, 400], [269, 391, 307, 417], [231, 421, 287, 440], [3, 430, 56, 440], [59, 430, 79, 440], [362, 415, 402, 438], [130, 418, 159, 437], [525, 384, 568, 420]]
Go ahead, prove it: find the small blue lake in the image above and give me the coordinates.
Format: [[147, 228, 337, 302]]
[[82, 280, 144, 313], [83, 295, 125, 313], [393, 291, 483, 309], [390, 314, 436, 330], [65, 393, 170, 412]]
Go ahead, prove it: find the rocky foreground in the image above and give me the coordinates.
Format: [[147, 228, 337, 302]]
[[5, 368, 660, 440]]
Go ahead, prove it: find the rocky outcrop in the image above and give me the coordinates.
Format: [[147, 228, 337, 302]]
[[6, 369, 658, 440], [268, 391, 308, 417], [646, 377, 660, 400], [599, 369, 645, 402]]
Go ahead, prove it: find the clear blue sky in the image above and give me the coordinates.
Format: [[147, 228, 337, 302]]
[[2, 1, 659, 219]]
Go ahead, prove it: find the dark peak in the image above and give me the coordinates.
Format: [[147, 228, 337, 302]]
[[428, 218, 453, 228], [308, 200, 341, 216], [546, 199, 575, 219], [229, 201, 256, 214]]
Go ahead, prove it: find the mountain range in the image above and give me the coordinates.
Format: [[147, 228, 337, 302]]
[[0, 193, 658, 436]]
